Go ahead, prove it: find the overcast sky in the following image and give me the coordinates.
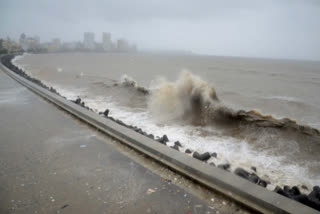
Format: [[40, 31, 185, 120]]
[[1, 0, 319, 60]]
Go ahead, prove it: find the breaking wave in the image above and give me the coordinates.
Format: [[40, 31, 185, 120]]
[[120, 74, 149, 95], [148, 71, 220, 124], [125, 71, 320, 136]]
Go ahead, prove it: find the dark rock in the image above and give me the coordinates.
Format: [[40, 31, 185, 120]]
[[283, 185, 291, 193], [75, 98, 81, 105], [157, 135, 169, 144], [193, 152, 211, 161], [307, 201, 320, 211], [162, 135, 169, 143], [234, 168, 250, 179], [174, 141, 182, 147], [300, 195, 320, 212], [211, 152, 217, 158], [258, 179, 268, 188], [103, 109, 109, 117], [289, 186, 301, 196], [116, 120, 126, 126], [133, 127, 140, 132], [274, 186, 290, 198], [307, 186, 320, 211], [251, 166, 257, 172], [156, 137, 167, 145], [248, 173, 260, 184], [134, 128, 142, 133], [301, 185, 308, 190], [234, 168, 268, 188], [185, 149, 192, 154], [209, 162, 216, 167], [60, 204, 69, 209], [50, 87, 57, 93], [309, 186, 320, 202], [171, 144, 179, 151], [275, 185, 320, 211], [218, 163, 230, 170]]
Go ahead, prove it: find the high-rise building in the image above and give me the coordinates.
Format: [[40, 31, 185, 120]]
[[102, 32, 113, 51], [19, 33, 28, 50], [117, 39, 129, 52], [19, 33, 26, 44], [83, 32, 95, 50]]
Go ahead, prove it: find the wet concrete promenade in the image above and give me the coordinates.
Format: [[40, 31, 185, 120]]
[[0, 69, 248, 214]]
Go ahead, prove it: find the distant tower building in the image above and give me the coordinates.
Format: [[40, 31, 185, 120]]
[[19, 33, 28, 51], [19, 33, 26, 44], [102, 32, 112, 51], [83, 32, 95, 50], [117, 39, 129, 52]]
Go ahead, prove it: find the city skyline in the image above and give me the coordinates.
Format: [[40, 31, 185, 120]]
[[0, 31, 137, 53], [4, 31, 136, 47]]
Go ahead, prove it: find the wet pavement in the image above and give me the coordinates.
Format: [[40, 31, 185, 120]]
[[0, 69, 250, 214]]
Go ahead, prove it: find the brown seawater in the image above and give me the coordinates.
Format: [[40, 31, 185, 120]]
[[14, 52, 320, 190]]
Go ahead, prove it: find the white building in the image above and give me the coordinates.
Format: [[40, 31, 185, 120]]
[[117, 39, 130, 52], [83, 32, 95, 50], [102, 32, 113, 51]]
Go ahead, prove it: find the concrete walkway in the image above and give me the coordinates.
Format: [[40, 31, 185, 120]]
[[0, 69, 248, 214]]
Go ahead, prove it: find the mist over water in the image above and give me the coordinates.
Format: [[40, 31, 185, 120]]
[[14, 53, 320, 190]]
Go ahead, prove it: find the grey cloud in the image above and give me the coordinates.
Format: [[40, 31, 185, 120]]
[[0, 0, 319, 60]]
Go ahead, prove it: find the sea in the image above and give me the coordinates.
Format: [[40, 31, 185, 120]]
[[13, 52, 320, 191]]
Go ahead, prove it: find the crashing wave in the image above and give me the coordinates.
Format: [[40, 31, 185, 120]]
[[120, 74, 149, 95], [147, 71, 320, 136], [115, 71, 320, 136]]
